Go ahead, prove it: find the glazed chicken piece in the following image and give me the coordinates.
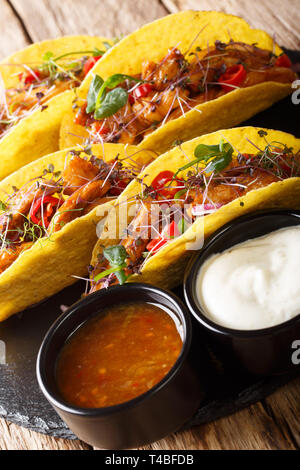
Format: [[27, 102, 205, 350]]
[[243, 67, 296, 87], [90, 101, 142, 145], [53, 179, 111, 232], [141, 48, 184, 90], [132, 87, 190, 126], [0, 242, 33, 274], [62, 155, 101, 195], [90, 199, 158, 291], [121, 200, 157, 261], [1, 80, 74, 139], [0, 180, 58, 240]]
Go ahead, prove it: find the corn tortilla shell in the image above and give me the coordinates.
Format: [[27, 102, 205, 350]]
[[0, 143, 153, 321], [91, 127, 300, 290], [59, 11, 292, 153], [0, 36, 110, 181]]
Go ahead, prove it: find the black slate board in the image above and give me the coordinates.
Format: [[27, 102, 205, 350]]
[[0, 50, 299, 441]]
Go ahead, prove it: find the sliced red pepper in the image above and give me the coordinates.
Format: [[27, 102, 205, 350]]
[[83, 55, 102, 76], [133, 83, 153, 99], [91, 121, 110, 135], [146, 221, 180, 254], [218, 64, 247, 92], [162, 220, 180, 238], [151, 171, 185, 199], [109, 178, 129, 196], [29, 196, 62, 228], [19, 69, 42, 85], [129, 83, 153, 103], [151, 171, 175, 190], [146, 237, 168, 254], [275, 53, 292, 68]]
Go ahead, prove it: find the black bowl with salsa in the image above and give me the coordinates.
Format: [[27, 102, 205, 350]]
[[36, 283, 204, 449]]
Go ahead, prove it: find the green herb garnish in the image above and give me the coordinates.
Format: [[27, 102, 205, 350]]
[[94, 245, 129, 285]]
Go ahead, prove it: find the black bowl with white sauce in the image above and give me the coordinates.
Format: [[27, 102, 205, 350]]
[[184, 209, 300, 375]]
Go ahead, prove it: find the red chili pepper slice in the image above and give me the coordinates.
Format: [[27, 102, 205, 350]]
[[146, 221, 180, 254], [151, 171, 175, 192], [163, 220, 180, 238], [29, 196, 62, 228], [19, 69, 42, 85], [129, 83, 153, 103], [146, 237, 168, 254], [109, 178, 129, 196], [151, 171, 185, 199], [275, 54, 292, 68], [218, 64, 247, 92], [83, 56, 102, 76], [91, 121, 110, 135]]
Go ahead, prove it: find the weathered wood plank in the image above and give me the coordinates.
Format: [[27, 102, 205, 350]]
[[161, 0, 300, 49], [0, 0, 30, 59], [0, 418, 90, 450], [263, 377, 300, 448], [9, 0, 168, 41], [141, 380, 300, 450]]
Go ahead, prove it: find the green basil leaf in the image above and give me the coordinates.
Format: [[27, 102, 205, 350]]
[[194, 142, 232, 161], [103, 245, 128, 266], [93, 264, 126, 282], [103, 73, 141, 90], [205, 150, 233, 173], [95, 74, 143, 109], [115, 269, 128, 285], [194, 143, 223, 161], [86, 75, 104, 113], [94, 87, 128, 119]]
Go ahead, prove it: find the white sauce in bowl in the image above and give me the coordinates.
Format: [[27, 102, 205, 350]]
[[196, 226, 300, 330]]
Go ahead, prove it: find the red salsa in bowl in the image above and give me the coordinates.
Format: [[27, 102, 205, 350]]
[[56, 302, 183, 408]]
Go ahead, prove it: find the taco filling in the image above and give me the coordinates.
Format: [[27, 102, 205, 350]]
[[74, 41, 295, 146], [0, 46, 109, 138], [90, 132, 300, 291], [0, 150, 142, 274]]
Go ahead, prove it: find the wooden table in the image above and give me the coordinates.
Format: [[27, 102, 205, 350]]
[[0, 0, 299, 451]]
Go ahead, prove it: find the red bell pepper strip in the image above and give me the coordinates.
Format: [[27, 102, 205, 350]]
[[133, 83, 153, 99], [109, 178, 128, 196], [91, 121, 110, 136], [151, 171, 185, 199], [29, 196, 62, 228], [83, 56, 102, 76], [129, 83, 153, 103], [146, 221, 180, 254], [275, 54, 292, 68], [19, 69, 42, 85], [218, 64, 247, 92]]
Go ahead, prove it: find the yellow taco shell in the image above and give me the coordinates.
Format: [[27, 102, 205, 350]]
[[0, 143, 153, 321], [0, 36, 110, 181], [91, 127, 300, 290], [60, 11, 292, 154]]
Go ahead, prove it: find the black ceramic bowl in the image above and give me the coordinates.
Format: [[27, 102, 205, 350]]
[[184, 209, 300, 376], [36, 283, 204, 449]]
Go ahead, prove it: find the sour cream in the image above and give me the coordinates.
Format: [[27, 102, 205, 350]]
[[196, 226, 300, 330]]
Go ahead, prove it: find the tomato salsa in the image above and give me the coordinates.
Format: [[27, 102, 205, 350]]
[[56, 302, 183, 408]]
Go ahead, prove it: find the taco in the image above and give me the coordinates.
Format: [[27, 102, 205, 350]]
[[0, 142, 154, 321], [60, 11, 296, 154], [0, 35, 113, 180], [89, 127, 300, 292]]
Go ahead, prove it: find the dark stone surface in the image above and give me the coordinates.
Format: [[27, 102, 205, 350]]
[[0, 50, 299, 440]]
